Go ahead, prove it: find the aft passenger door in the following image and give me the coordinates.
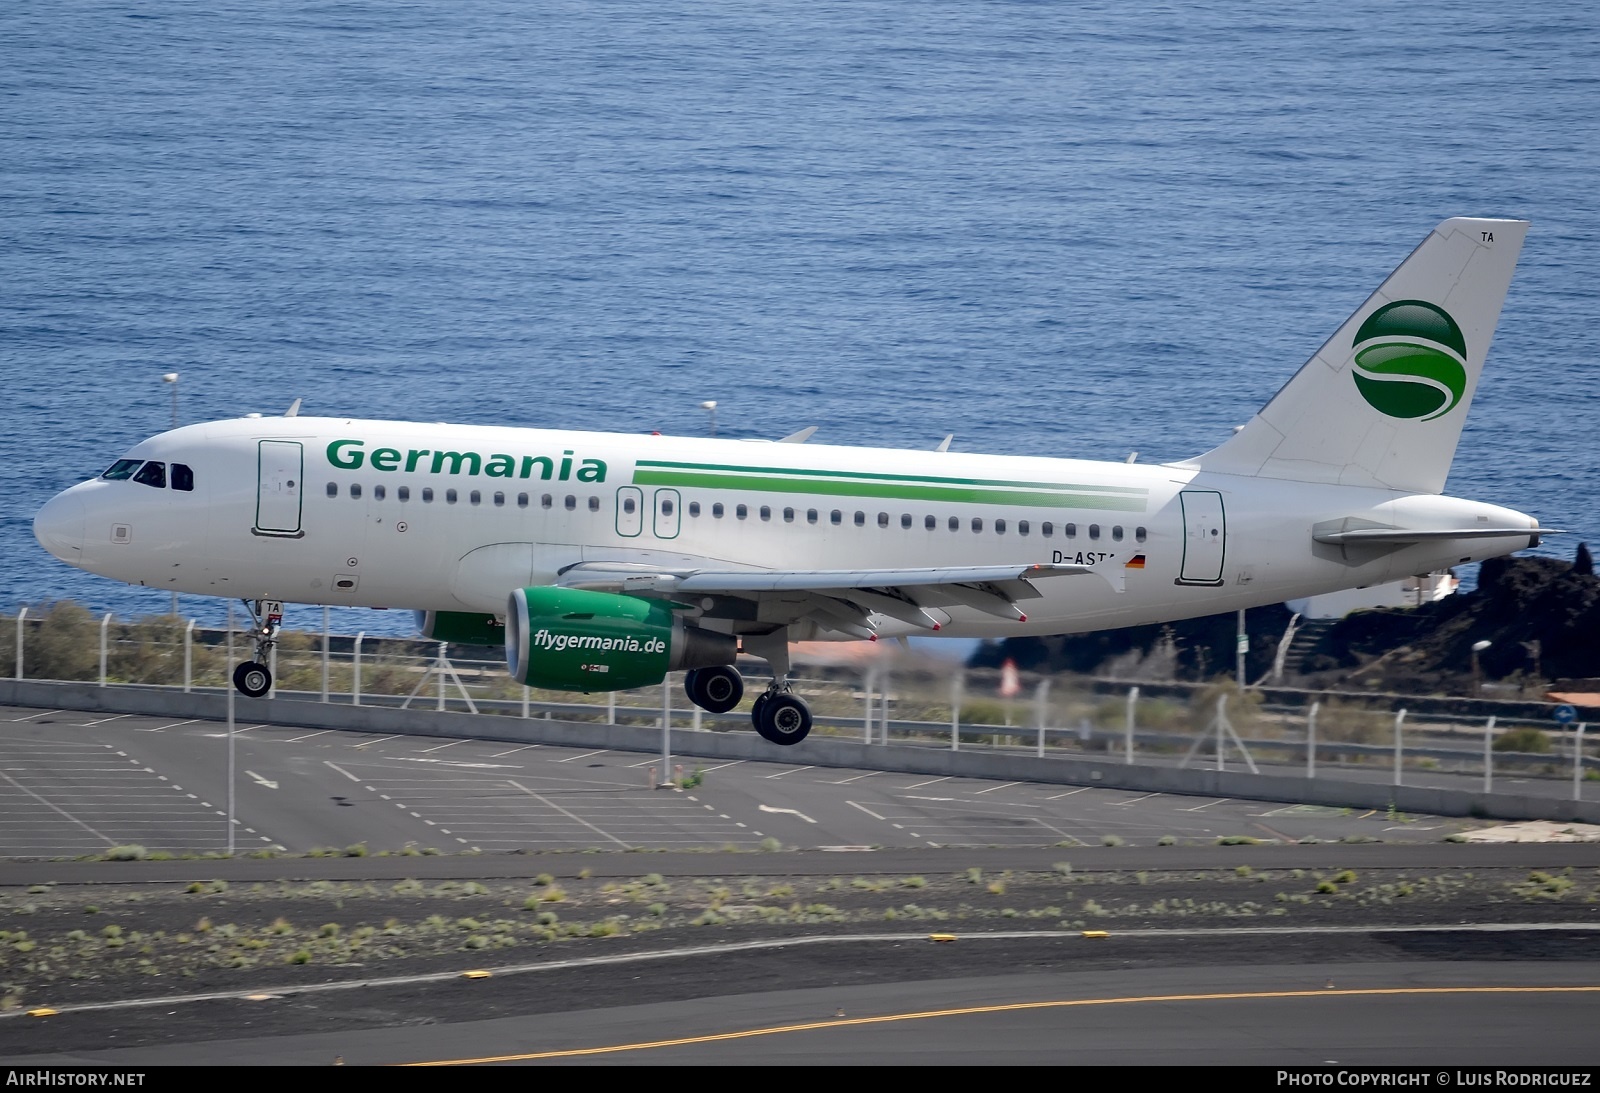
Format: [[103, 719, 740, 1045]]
[[255, 440, 304, 538], [1176, 489, 1225, 585]]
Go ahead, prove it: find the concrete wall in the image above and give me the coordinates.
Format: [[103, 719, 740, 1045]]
[[2, 678, 1595, 826]]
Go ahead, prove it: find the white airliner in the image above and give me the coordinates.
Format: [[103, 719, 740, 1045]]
[[34, 218, 1551, 745]]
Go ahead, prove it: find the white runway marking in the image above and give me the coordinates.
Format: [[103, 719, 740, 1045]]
[[758, 804, 817, 824], [764, 766, 812, 779], [831, 771, 879, 784], [245, 770, 279, 790], [0, 768, 115, 843], [847, 801, 887, 821], [974, 781, 1020, 795], [140, 719, 198, 733], [507, 779, 631, 848]]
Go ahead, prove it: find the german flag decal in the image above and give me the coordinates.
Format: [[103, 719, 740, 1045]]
[[1124, 554, 1147, 569]]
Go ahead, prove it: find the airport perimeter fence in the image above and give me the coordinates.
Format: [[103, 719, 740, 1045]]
[[1, 605, 1593, 798]]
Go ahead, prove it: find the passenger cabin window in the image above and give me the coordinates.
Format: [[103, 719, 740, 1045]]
[[1042, 521, 1054, 537], [422, 487, 435, 503], [924, 515, 936, 530], [971, 517, 983, 533], [171, 463, 194, 492], [713, 503, 725, 518], [588, 496, 600, 512], [877, 512, 889, 528], [350, 483, 362, 500], [1065, 522, 1076, 538], [807, 509, 818, 524], [446, 488, 458, 504], [326, 482, 338, 498], [783, 507, 795, 523], [1111, 525, 1123, 541], [689, 501, 701, 517], [1135, 526, 1147, 543], [102, 459, 142, 481], [469, 490, 481, 505], [854, 511, 865, 527], [133, 461, 166, 488], [373, 484, 386, 501], [660, 498, 672, 515], [1018, 519, 1029, 536], [831, 510, 842, 525], [399, 486, 411, 502], [995, 518, 1007, 534], [1089, 524, 1101, 540], [759, 506, 771, 521], [564, 495, 576, 510], [736, 504, 748, 519], [949, 516, 960, 531], [900, 513, 912, 529], [494, 491, 505, 507]]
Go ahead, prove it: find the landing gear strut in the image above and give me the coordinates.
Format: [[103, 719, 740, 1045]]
[[232, 599, 282, 699]]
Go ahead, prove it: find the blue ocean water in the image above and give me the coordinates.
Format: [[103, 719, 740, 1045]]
[[3, 1, 1597, 635]]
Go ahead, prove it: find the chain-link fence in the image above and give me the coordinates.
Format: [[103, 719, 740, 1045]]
[[2, 606, 1591, 796]]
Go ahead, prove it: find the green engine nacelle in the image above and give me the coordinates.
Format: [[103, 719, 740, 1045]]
[[505, 586, 737, 692], [415, 610, 506, 646]]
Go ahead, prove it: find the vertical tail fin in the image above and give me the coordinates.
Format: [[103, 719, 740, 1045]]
[[1189, 217, 1528, 494]]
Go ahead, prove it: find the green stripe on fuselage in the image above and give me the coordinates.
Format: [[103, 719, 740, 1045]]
[[632, 467, 1148, 511], [634, 459, 1148, 496]]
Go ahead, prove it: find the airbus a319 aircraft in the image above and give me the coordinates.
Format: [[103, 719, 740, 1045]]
[[35, 218, 1552, 746]]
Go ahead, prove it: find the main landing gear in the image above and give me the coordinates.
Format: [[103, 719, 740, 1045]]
[[683, 638, 813, 746], [231, 599, 282, 699]]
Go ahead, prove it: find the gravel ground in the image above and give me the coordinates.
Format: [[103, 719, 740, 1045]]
[[2, 857, 1598, 1057]]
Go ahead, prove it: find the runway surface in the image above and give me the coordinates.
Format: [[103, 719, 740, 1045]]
[[0, 703, 1478, 857]]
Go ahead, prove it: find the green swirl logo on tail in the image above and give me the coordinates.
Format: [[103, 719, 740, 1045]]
[[1350, 300, 1467, 421]]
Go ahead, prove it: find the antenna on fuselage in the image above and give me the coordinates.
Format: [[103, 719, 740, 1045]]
[[935, 435, 953, 452], [285, 398, 302, 418], [778, 426, 817, 444]]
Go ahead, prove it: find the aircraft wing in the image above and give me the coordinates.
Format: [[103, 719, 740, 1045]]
[[555, 561, 1117, 635]]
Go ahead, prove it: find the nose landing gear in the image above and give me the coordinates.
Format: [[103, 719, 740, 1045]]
[[231, 599, 282, 698]]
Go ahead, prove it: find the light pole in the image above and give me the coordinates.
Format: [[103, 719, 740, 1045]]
[[699, 400, 717, 437], [161, 373, 180, 614], [161, 372, 179, 429], [1471, 639, 1492, 697]]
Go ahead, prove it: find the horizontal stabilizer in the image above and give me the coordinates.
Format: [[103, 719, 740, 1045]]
[[1312, 526, 1557, 545]]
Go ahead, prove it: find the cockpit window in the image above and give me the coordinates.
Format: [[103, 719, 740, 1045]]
[[132, 461, 166, 488], [171, 463, 194, 492], [102, 459, 142, 481]]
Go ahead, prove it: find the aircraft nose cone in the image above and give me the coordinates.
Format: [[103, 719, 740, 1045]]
[[34, 491, 85, 564]]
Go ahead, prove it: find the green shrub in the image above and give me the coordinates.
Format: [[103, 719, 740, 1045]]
[[1494, 727, 1552, 754]]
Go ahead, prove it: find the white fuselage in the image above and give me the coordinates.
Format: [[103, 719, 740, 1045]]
[[34, 415, 1539, 640]]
